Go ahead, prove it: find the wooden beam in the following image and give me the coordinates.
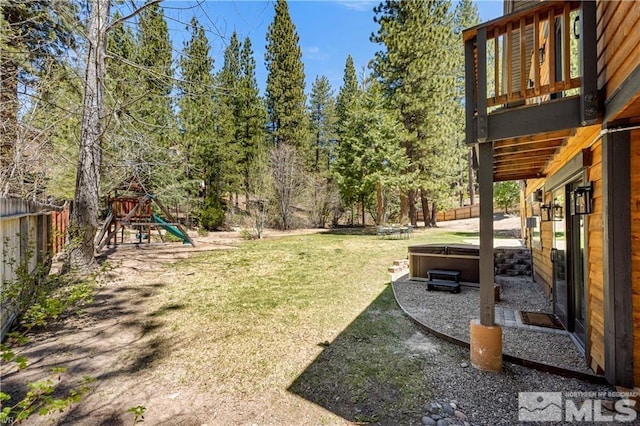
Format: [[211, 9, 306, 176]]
[[548, 7, 556, 89], [519, 16, 526, 98], [579, 0, 599, 124], [602, 130, 633, 387], [487, 96, 581, 141], [477, 28, 488, 142], [604, 63, 640, 125], [494, 171, 546, 182], [465, 38, 477, 145], [494, 138, 563, 153], [494, 148, 558, 160], [562, 2, 571, 87], [462, 1, 577, 42], [506, 21, 513, 101], [478, 142, 495, 326], [494, 28, 500, 104], [493, 129, 572, 147], [494, 162, 547, 173], [533, 12, 540, 96]]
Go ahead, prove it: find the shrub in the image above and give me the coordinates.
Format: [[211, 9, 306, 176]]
[[199, 201, 225, 231]]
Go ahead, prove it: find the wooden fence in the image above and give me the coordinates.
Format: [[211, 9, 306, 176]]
[[436, 205, 481, 222], [0, 198, 68, 338], [418, 204, 509, 223]]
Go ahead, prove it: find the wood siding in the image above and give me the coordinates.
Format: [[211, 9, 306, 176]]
[[587, 140, 604, 374], [596, 0, 640, 101], [522, 125, 605, 373], [631, 130, 640, 384]]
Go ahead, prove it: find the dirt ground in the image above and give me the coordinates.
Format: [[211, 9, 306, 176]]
[[1, 216, 521, 425]]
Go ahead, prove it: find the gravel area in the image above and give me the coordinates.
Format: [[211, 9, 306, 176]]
[[393, 275, 591, 373], [392, 275, 619, 425]]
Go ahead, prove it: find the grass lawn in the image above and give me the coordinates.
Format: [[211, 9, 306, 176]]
[[134, 228, 469, 423]]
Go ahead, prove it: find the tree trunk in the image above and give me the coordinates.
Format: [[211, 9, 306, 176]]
[[468, 148, 476, 205], [360, 196, 365, 227], [408, 189, 417, 227], [420, 190, 432, 227], [67, 0, 110, 273], [399, 191, 408, 224], [430, 201, 438, 227], [376, 182, 383, 225]]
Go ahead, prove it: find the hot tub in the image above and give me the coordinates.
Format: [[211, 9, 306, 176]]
[[408, 244, 480, 285]]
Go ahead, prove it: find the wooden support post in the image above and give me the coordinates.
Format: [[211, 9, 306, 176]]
[[470, 140, 501, 372], [548, 8, 556, 90], [478, 141, 494, 326], [579, 0, 598, 125], [493, 28, 500, 104], [533, 12, 540, 96], [465, 38, 476, 145], [519, 17, 526, 97], [95, 197, 144, 252], [602, 130, 633, 387], [562, 2, 571, 87], [477, 28, 488, 142]]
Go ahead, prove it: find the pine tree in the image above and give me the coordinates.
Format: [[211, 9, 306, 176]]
[[26, 60, 83, 201], [136, 3, 174, 147], [177, 18, 218, 203], [307, 75, 338, 227], [335, 55, 359, 140], [126, 4, 178, 193], [104, 11, 143, 189], [308, 75, 337, 173], [265, 0, 307, 149], [217, 32, 243, 203], [372, 0, 460, 226], [1, 1, 79, 196], [454, 0, 480, 205], [333, 81, 409, 226], [238, 37, 267, 199]]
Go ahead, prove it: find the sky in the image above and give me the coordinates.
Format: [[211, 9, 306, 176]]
[[135, 0, 505, 95]]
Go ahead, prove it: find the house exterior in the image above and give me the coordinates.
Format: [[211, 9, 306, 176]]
[[463, 0, 640, 387]]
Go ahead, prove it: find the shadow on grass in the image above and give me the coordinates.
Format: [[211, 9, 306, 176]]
[[287, 285, 430, 424]]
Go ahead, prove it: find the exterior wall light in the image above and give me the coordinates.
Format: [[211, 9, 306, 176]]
[[540, 199, 563, 221], [571, 182, 593, 215]]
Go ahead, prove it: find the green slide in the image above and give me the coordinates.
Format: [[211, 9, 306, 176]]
[[152, 214, 190, 244]]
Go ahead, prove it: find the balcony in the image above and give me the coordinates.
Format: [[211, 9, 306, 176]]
[[464, 1, 599, 181]]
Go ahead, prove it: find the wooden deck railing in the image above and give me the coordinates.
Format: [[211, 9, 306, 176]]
[[464, 1, 581, 109]]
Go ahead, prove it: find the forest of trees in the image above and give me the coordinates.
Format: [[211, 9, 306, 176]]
[[1, 0, 487, 271]]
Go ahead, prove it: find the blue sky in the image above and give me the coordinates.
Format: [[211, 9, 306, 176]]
[[153, 1, 504, 95]]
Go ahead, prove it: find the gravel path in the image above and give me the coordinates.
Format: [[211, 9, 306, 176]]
[[393, 275, 592, 373], [393, 275, 620, 425]]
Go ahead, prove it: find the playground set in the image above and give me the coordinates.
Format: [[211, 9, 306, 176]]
[[95, 177, 194, 252]]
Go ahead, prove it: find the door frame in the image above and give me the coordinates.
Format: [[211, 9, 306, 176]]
[[549, 172, 589, 354]]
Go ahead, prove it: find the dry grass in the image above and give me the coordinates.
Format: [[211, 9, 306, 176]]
[[132, 229, 467, 423]]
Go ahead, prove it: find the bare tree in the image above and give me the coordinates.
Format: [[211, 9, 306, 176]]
[[244, 149, 271, 239], [67, 0, 160, 272], [270, 144, 304, 230]]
